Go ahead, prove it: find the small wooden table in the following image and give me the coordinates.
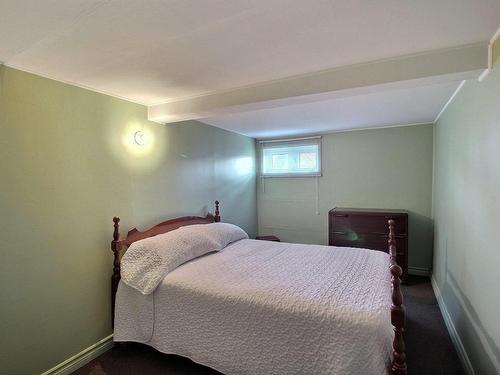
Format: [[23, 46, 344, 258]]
[[255, 235, 280, 242]]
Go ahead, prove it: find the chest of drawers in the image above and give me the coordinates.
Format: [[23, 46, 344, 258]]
[[328, 207, 408, 282]]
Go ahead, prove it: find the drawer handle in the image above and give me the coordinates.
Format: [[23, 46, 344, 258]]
[[333, 214, 348, 217], [332, 231, 346, 235]]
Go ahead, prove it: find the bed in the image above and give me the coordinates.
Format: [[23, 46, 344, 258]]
[[110, 201, 406, 375]]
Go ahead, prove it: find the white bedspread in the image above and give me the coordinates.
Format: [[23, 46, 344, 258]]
[[114, 239, 393, 375]]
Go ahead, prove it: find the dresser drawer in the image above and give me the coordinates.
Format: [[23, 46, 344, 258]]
[[330, 214, 407, 236], [329, 232, 406, 256]]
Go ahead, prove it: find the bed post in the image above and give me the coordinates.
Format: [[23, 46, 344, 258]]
[[388, 219, 407, 375], [214, 200, 221, 222], [111, 217, 122, 328]]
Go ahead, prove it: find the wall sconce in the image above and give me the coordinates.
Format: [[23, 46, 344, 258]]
[[134, 131, 146, 146]]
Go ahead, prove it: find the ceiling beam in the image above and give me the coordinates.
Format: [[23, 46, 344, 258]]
[[148, 43, 488, 124]]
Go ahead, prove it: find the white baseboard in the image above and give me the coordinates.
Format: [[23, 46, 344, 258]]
[[408, 266, 430, 276], [430, 276, 475, 375], [40, 334, 113, 375]]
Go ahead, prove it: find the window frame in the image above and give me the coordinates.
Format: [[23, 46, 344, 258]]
[[259, 136, 322, 178]]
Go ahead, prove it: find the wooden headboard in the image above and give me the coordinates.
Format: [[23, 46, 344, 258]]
[[109, 200, 220, 325]]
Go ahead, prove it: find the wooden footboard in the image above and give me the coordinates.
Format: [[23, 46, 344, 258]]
[[388, 219, 407, 375]]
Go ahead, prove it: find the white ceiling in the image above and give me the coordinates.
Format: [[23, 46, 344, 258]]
[[1, 0, 499, 137], [203, 81, 462, 138]]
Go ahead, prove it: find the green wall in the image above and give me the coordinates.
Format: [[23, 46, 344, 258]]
[[258, 124, 434, 272], [0, 66, 257, 375], [432, 39, 500, 375]]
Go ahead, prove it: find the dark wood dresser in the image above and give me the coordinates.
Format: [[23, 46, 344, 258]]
[[328, 207, 408, 282]]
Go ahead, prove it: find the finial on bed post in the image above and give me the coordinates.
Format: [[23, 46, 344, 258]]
[[388, 219, 397, 262], [388, 219, 407, 375], [214, 200, 220, 222], [111, 217, 122, 328], [113, 217, 120, 242]]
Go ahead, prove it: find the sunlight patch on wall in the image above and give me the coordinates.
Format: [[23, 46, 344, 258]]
[[234, 156, 254, 175]]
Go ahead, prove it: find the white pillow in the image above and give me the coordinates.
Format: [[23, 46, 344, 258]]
[[121, 223, 248, 294], [188, 223, 249, 247]]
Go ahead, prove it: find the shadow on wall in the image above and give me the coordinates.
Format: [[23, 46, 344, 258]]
[[442, 272, 500, 374], [407, 211, 434, 271]]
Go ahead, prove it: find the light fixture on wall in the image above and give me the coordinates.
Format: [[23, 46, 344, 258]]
[[120, 126, 158, 165], [134, 131, 146, 146]]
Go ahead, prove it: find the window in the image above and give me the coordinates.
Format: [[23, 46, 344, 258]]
[[272, 153, 289, 170], [299, 152, 317, 169], [260, 137, 321, 177]]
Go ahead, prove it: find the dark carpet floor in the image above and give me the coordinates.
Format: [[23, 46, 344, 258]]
[[74, 276, 465, 375]]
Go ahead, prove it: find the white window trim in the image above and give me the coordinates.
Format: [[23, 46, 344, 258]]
[[259, 136, 322, 178]]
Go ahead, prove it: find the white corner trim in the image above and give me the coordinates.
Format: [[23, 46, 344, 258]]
[[251, 121, 433, 142], [40, 334, 113, 375], [408, 266, 430, 277], [478, 25, 500, 82], [492, 25, 500, 44], [433, 80, 466, 123], [322, 121, 432, 135], [430, 276, 475, 375], [3, 63, 150, 107]]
